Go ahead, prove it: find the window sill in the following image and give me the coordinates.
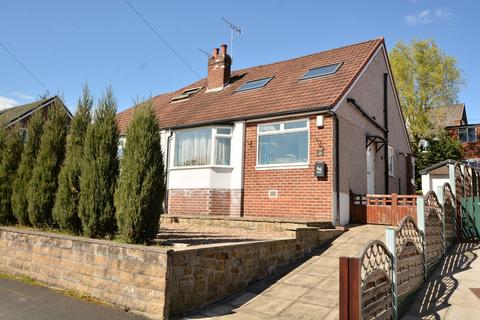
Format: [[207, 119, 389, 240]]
[[256, 164, 309, 170], [170, 165, 234, 171]]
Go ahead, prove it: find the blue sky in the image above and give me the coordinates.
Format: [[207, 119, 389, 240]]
[[0, 0, 478, 120]]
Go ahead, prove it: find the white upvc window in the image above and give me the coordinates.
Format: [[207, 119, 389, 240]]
[[388, 146, 395, 176], [173, 126, 232, 167], [118, 137, 126, 159], [257, 119, 309, 168]]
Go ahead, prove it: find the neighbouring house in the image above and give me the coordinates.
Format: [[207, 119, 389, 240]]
[[117, 37, 413, 225], [0, 96, 72, 137]]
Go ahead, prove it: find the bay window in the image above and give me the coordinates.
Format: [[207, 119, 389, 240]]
[[174, 127, 232, 167], [257, 119, 309, 166]]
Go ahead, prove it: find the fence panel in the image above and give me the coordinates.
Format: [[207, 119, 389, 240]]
[[443, 183, 456, 247], [423, 191, 444, 270]]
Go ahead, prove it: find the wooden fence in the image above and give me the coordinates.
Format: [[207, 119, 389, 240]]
[[340, 182, 457, 320], [350, 193, 417, 226]]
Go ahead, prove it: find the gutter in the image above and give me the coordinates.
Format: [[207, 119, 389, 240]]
[[347, 98, 386, 133]]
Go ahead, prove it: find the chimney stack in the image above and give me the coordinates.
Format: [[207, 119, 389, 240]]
[[207, 44, 231, 91]]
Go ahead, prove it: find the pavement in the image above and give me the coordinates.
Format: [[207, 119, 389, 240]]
[[402, 241, 480, 319], [189, 224, 388, 320], [0, 277, 146, 320]]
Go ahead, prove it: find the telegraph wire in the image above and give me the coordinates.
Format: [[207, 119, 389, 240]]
[[122, 0, 201, 79], [0, 40, 48, 91]]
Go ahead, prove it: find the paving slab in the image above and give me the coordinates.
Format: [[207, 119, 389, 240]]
[[193, 224, 388, 319], [402, 242, 480, 319]]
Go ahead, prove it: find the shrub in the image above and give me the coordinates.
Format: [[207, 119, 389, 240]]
[[115, 100, 164, 243], [53, 86, 93, 233], [0, 126, 23, 224], [27, 102, 68, 227], [12, 112, 45, 225], [78, 88, 119, 238]]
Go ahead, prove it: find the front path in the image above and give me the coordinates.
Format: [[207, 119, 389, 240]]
[[402, 242, 480, 319], [191, 224, 388, 320]]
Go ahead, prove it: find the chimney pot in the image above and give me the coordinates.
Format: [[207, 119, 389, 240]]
[[220, 44, 227, 55], [212, 48, 219, 57]]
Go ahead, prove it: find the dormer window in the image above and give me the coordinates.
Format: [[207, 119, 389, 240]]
[[171, 87, 202, 102], [301, 63, 342, 80], [458, 127, 477, 143], [236, 77, 273, 92]]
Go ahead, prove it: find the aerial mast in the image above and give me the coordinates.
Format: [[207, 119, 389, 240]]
[[221, 17, 242, 58]]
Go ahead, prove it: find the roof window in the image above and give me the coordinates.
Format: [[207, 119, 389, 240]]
[[301, 63, 342, 80], [236, 77, 273, 92], [171, 87, 202, 102]]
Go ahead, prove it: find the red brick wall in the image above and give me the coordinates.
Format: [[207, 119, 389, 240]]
[[243, 115, 334, 221], [168, 189, 242, 216], [448, 127, 480, 160]]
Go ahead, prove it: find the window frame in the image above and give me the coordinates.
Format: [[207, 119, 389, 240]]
[[235, 77, 273, 93], [172, 126, 233, 169], [256, 118, 310, 170], [388, 145, 395, 177], [458, 126, 477, 143], [301, 62, 342, 80]]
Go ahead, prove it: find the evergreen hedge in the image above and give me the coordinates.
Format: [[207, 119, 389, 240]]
[[115, 101, 164, 244], [52, 87, 93, 233], [0, 126, 23, 224], [78, 88, 119, 238], [27, 102, 68, 227], [12, 112, 44, 225]]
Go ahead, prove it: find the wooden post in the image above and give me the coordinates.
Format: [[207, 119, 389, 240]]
[[339, 257, 361, 320], [392, 193, 398, 225]]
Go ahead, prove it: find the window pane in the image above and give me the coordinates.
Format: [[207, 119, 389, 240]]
[[258, 131, 308, 165], [174, 128, 211, 166], [236, 77, 273, 92], [459, 128, 467, 142], [302, 63, 341, 79], [468, 127, 477, 142], [285, 120, 308, 130], [215, 137, 231, 165], [217, 128, 231, 135], [259, 123, 280, 132]]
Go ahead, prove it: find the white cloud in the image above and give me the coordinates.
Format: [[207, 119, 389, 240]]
[[404, 9, 453, 25], [0, 96, 18, 111], [11, 91, 34, 100]]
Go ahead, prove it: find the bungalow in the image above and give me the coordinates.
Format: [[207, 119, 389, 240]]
[[117, 37, 413, 225]]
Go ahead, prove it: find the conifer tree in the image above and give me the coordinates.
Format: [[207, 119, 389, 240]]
[[114, 101, 164, 243], [27, 101, 68, 227], [12, 112, 44, 225], [0, 126, 23, 224], [78, 88, 119, 238], [53, 86, 93, 233]]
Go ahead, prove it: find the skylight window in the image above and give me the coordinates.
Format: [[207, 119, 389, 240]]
[[301, 63, 342, 80], [236, 77, 273, 92], [171, 87, 202, 102]]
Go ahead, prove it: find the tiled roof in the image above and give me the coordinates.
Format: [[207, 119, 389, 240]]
[[0, 97, 53, 127], [431, 104, 467, 127], [117, 38, 384, 133]]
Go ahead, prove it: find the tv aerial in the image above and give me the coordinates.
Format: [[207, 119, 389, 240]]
[[221, 17, 242, 58]]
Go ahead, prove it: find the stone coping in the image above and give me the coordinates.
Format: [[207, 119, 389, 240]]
[[170, 237, 296, 253], [162, 214, 333, 226], [0, 226, 173, 254]]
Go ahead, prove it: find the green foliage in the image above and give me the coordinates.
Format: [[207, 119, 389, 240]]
[[414, 132, 463, 189], [27, 102, 68, 227], [389, 39, 463, 144], [12, 112, 45, 225], [114, 101, 164, 244], [53, 86, 93, 233], [0, 126, 23, 224], [78, 88, 119, 238]]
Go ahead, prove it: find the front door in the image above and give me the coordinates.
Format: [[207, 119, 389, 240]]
[[366, 145, 375, 194]]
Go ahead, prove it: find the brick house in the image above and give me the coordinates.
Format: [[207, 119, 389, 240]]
[[436, 104, 480, 168], [117, 38, 412, 225], [0, 96, 72, 135]]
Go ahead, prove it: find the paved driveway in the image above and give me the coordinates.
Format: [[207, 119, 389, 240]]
[[0, 278, 146, 320]]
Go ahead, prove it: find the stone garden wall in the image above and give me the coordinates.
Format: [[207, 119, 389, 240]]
[[0, 226, 341, 319], [0, 227, 171, 319]]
